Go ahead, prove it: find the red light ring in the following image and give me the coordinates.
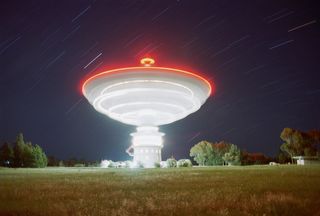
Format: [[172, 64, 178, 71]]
[[82, 66, 213, 97]]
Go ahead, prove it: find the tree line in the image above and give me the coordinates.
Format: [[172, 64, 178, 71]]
[[0, 133, 47, 168], [189, 128, 320, 166], [47, 156, 99, 167], [189, 140, 271, 166], [2, 128, 319, 168]]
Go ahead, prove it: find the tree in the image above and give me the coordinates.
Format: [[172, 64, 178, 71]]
[[308, 129, 320, 154], [250, 153, 270, 164], [222, 144, 241, 165], [47, 156, 59, 166], [0, 142, 14, 167], [23, 142, 36, 167], [241, 151, 271, 165], [32, 144, 48, 168], [280, 128, 318, 163], [240, 151, 250, 165], [190, 141, 213, 166], [190, 140, 240, 166], [13, 133, 25, 167], [12, 133, 48, 168], [277, 151, 291, 164], [308, 130, 320, 145], [65, 157, 77, 167], [212, 141, 232, 165]]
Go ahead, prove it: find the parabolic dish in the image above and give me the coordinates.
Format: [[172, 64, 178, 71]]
[[82, 59, 212, 126]]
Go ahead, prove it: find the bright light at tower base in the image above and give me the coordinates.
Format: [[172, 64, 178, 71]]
[[127, 126, 164, 168]]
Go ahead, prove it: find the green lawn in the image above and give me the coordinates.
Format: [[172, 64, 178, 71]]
[[0, 165, 320, 216]]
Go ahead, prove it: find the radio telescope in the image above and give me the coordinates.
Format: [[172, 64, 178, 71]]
[[82, 57, 212, 167]]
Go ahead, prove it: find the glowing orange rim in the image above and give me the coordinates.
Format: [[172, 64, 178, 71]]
[[82, 67, 213, 96]]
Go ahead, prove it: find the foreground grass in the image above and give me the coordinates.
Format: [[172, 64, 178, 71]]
[[0, 166, 320, 216]]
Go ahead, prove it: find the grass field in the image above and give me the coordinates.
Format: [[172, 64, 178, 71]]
[[0, 165, 320, 216]]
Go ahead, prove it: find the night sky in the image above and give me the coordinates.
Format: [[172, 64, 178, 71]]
[[1, 0, 319, 161]]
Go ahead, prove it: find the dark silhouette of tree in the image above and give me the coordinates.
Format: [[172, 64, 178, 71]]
[[308, 130, 320, 147], [47, 156, 59, 166], [65, 157, 78, 167], [13, 133, 25, 167], [277, 151, 291, 164], [241, 151, 271, 165], [0, 142, 14, 167]]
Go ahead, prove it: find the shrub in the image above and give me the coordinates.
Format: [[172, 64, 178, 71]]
[[100, 160, 116, 168], [166, 158, 177, 168], [160, 161, 167, 168], [116, 161, 130, 168], [88, 161, 99, 167], [59, 160, 64, 167], [137, 161, 144, 168], [124, 161, 131, 168], [154, 162, 161, 168], [113, 162, 121, 168], [74, 163, 85, 167], [100, 160, 111, 168], [108, 161, 115, 168], [177, 159, 192, 167]]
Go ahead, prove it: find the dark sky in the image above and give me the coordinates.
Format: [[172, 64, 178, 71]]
[[1, 0, 319, 161]]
